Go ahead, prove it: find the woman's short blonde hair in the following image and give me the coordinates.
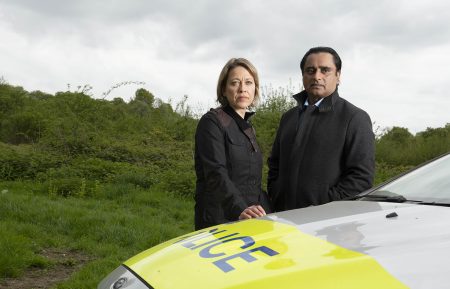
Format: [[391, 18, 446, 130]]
[[216, 58, 260, 108]]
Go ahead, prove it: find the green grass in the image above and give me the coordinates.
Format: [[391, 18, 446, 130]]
[[0, 163, 416, 288], [0, 181, 194, 288]]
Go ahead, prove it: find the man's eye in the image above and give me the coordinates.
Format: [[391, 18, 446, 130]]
[[321, 68, 331, 74], [305, 68, 315, 74]]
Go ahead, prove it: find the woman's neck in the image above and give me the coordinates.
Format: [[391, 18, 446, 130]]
[[233, 108, 246, 118]]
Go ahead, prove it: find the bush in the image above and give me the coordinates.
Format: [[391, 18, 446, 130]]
[[37, 158, 131, 182], [0, 144, 27, 180], [0, 143, 63, 180], [109, 168, 159, 189], [0, 110, 44, 144], [376, 125, 450, 166], [159, 166, 195, 198], [374, 162, 414, 185]]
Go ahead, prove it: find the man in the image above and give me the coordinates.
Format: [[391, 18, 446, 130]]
[[267, 46, 375, 211]]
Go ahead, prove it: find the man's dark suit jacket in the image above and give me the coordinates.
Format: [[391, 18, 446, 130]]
[[268, 89, 375, 211]]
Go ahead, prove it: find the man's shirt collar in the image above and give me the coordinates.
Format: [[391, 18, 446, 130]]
[[304, 98, 324, 107]]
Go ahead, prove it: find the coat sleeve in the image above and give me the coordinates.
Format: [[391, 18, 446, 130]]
[[328, 110, 375, 200], [195, 114, 248, 220]]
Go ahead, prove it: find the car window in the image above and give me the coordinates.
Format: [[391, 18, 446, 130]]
[[371, 154, 450, 202]]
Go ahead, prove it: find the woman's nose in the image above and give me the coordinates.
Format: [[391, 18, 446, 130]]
[[238, 82, 246, 92]]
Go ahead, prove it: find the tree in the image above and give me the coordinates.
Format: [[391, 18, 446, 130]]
[[380, 127, 413, 145], [135, 88, 155, 107]]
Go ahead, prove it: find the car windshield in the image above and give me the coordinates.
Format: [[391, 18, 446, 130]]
[[368, 154, 450, 203]]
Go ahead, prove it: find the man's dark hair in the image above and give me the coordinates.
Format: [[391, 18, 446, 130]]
[[300, 46, 342, 74]]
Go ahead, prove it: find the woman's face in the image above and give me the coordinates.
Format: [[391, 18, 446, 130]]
[[223, 66, 255, 115]]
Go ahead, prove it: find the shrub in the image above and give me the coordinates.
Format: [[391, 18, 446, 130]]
[[109, 168, 159, 189], [159, 166, 195, 198], [374, 162, 414, 185], [0, 111, 44, 144], [0, 143, 63, 180]]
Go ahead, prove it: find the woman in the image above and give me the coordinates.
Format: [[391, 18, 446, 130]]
[[194, 58, 271, 230]]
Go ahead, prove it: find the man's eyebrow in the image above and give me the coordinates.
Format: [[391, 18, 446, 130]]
[[305, 65, 332, 68]]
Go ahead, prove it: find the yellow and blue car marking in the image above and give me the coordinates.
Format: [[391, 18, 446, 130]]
[[125, 219, 409, 289]]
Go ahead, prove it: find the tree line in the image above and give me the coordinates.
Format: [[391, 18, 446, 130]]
[[0, 82, 449, 197]]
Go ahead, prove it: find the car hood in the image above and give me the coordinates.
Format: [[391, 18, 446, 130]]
[[124, 201, 450, 289]]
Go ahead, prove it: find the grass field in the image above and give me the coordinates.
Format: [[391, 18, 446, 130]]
[[0, 181, 194, 288], [0, 163, 414, 288]]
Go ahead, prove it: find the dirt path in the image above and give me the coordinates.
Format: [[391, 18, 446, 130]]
[[0, 249, 92, 289]]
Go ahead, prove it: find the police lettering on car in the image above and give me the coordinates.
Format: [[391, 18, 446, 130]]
[[173, 227, 279, 272]]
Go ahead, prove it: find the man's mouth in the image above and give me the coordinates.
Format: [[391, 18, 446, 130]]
[[310, 84, 324, 88]]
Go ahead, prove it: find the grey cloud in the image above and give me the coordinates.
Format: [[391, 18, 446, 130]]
[[1, 0, 449, 132], [3, 0, 155, 21], [5, 0, 449, 51]]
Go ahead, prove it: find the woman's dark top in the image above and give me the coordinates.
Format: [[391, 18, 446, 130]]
[[194, 105, 270, 230]]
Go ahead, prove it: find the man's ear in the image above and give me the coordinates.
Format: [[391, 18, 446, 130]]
[[336, 71, 341, 85]]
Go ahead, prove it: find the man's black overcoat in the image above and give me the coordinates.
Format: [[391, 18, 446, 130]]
[[268, 90, 375, 211]]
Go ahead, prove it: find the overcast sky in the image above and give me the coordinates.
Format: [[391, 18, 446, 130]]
[[1, 0, 449, 133]]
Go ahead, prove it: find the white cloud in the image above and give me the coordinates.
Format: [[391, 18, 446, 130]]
[[0, 0, 449, 133]]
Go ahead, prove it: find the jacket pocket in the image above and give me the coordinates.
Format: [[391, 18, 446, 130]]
[[226, 134, 246, 146], [226, 134, 249, 163]]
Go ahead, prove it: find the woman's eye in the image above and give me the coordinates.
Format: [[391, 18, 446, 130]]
[[245, 81, 253, 85]]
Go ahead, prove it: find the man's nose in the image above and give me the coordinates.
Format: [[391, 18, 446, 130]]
[[313, 70, 323, 79]]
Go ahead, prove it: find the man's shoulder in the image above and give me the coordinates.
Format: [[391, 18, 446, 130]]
[[335, 95, 368, 116], [334, 96, 372, 130], [283, 105, 301, 117], [277, 106, 300, 125]]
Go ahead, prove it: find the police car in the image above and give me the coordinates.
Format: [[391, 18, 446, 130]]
[[98, 153, 450, 289]]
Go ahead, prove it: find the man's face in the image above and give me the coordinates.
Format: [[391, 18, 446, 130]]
[[302, 52, 340, 99]]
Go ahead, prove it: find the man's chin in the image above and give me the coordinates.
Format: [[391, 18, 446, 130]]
[[306, 90, 325, 98]]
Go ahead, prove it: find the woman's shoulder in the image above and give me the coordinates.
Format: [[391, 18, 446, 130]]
[[200, 107, 233, 128], [197, 108, 222, 130], [200, 107, 220, 122]]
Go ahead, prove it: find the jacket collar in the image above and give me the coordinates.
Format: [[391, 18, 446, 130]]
[[222, 105, 254, 130], [292, 88, 339, 113]]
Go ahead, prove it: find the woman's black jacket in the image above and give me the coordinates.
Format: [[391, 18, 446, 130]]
[[194, 106, 270, 230]]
